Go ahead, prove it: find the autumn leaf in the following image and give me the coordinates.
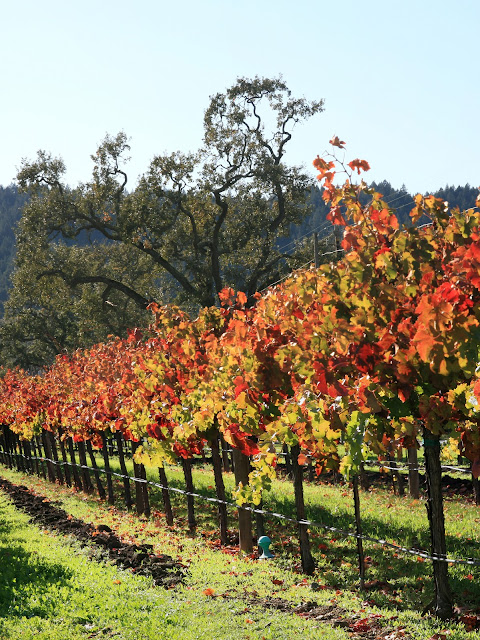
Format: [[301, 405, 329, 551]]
[[297, 453, 308, 466], [236, 291, 248, 306], [329, 135, 346, 148], [326, 206, 347, 226], [348, 158, 371, 174], [202, 588, 216, 596]]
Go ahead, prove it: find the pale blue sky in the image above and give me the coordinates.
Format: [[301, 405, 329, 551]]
[[1, 0, 478, 194]]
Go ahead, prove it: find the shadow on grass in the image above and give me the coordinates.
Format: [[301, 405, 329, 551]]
[[0, 503, 73, 619]]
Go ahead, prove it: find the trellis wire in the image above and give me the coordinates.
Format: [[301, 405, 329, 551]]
[[6, 451, 480, 568]]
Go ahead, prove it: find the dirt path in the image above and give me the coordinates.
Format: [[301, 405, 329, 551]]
[[0, 476, 185, 588]]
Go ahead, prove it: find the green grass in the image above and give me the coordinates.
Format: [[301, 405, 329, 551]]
[[1, 462, 480, 639], [0, 487, 349, 640]]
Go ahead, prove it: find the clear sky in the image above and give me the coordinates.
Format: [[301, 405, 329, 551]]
[[1, 0, 478, 195]]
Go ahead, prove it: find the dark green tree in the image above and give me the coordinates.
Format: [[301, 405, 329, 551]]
[[15, 77, 324, 315]]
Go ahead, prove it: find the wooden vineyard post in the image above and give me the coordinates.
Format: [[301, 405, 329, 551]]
[[408, 445, 420, 499], [86, 441, 106, 499], [29, 437, 41, 476], [58, 432, 71, 487], [8, 429, 16, 470], [14, 433, 24, 472], [473, 465, 480, 506], [353, 475, 366, 590], [359, 461, 369, 490], [115, 432, 132, 510], [423, 430, 453, 619], [283, 444, 293, 479], [0, 427, 5, 466], [158, 466, 174, 526], [232, 448, 253, 554], [67, 437, 83, 491], [131, 441, 150, 517], [387, 453, 403, 496], [77, 440, 94, 494], [221, 437, 231, 473], [41, 431, 56, 482], [0, 426, 10, 468], [209, 429, 228, 545], [255, 499, 265, 539], [100, 432, 115, 505], [49, 432, 64, 485], [35, 436, 47, 479], [290, 444, 315, 575], [22, 440, 33, 474], [182, 458, 196, 534]]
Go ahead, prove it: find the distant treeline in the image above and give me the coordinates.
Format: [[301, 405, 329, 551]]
[[0, 181, 478, 317]]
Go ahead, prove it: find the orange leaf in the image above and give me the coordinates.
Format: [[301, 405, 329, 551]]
[[348, 158, 371, 174], [202, 588, 216, 596], [297, 453, 308, 466], [236, 291, 247, 306]]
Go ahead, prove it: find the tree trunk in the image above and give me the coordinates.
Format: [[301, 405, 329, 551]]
[[408, 445, 420, 499], [353, 475, 366, 589], [115, 432, 133, 510], [210, 432, 228, 545], [290, 444, 315, 575], [423, 430, 453, 619], [182, 458, 196, 534], [232, 448, 253, 553], [158, 466, 174, 526]]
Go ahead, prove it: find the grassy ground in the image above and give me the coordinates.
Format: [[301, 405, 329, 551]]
[[0, 486, 347, 640], [1, 461, 479, 639]]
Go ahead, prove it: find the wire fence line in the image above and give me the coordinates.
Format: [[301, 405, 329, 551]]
[[208, 446, 474, 475], [3, 450, 480, 568]]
